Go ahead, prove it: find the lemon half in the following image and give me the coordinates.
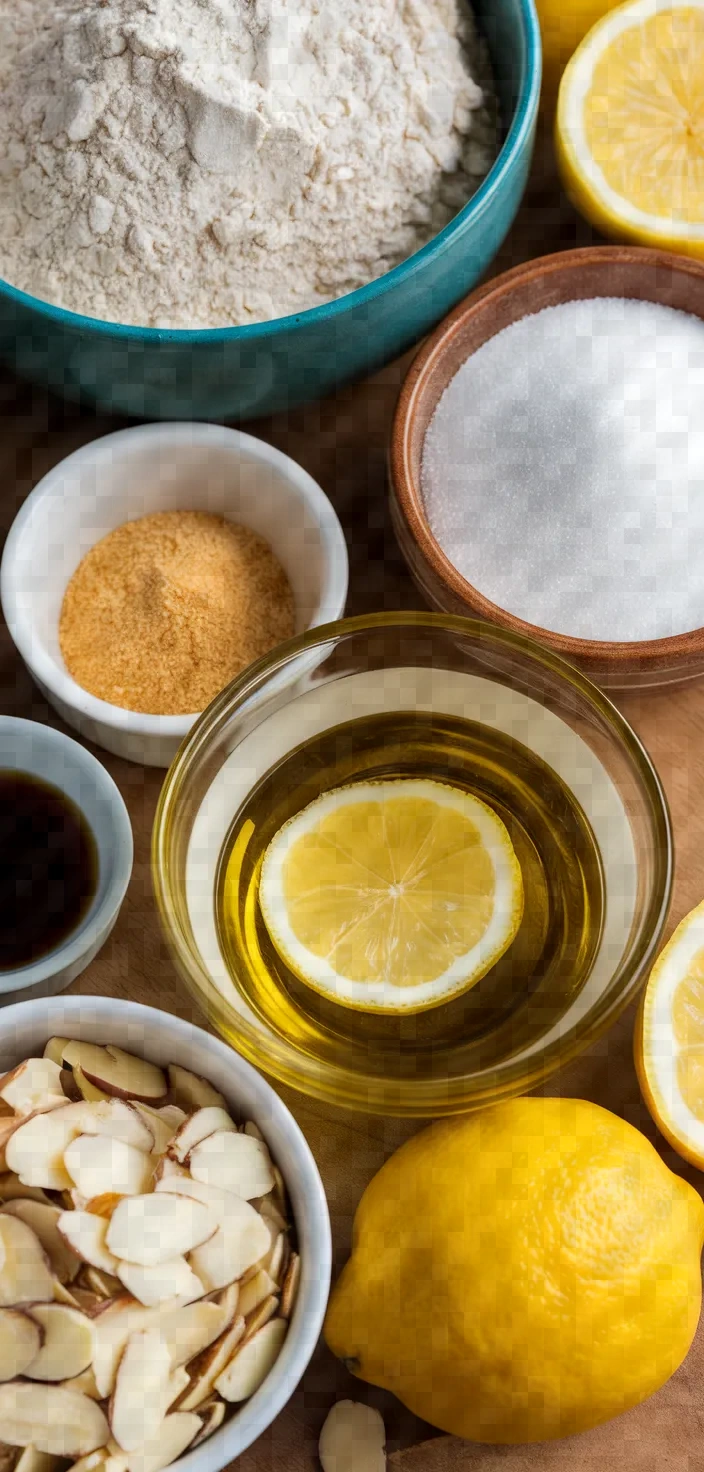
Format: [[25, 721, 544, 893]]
[[556, 0, 704, 256], [636, 899, 704, 1168], [258, 779, 523, 1014]]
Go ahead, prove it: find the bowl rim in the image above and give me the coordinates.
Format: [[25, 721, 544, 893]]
[[0, 0, 542, 341], [0, 993, 332, 1470], [389, 244, 704, 673], [152, 608, 674, 1116], [0, 716, 133, 992], [0, 421, 350, 738]]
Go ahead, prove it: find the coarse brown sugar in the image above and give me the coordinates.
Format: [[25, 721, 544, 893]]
[[59, 510, 295, 716]]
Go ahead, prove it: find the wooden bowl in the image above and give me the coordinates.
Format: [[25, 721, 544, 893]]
[[389, 245, 704, 689]]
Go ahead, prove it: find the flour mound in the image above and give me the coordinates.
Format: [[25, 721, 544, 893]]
[[0, 0, 498, 328]]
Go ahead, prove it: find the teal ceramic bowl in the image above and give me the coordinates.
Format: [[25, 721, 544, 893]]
[[0, 0, 540, 422]]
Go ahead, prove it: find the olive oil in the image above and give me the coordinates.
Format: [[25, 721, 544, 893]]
[[215, 710, 604, 1081]]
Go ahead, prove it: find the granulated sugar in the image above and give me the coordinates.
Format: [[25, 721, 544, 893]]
[[421, 297, 704, 643]]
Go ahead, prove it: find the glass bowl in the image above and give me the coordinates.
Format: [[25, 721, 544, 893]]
[[153, 612, 672, 1117]]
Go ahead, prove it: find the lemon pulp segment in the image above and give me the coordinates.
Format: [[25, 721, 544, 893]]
[[637, 899, 704, 1165], [557, 0, 704, 253], [258, 779, 523, 1014]]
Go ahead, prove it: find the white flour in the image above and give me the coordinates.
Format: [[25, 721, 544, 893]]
[[0, 0, 497, 328]]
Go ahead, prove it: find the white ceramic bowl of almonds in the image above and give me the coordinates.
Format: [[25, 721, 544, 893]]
[[0, 996, 331, 1472]]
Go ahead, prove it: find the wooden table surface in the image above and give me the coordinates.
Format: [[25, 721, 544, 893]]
[[2, 131, 704, 1470]]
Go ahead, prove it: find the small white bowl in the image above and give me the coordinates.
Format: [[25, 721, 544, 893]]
[[1, 423, 349, 767], [0, 993, 331, 1470], [0, 717, 133, 1002]]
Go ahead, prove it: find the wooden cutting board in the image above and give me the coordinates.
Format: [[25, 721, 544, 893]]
[[2, 127, 704, 1470]]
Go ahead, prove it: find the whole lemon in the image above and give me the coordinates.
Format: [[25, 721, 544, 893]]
[[536, 0, 624, 108], [325, 1099, 704, 1443]]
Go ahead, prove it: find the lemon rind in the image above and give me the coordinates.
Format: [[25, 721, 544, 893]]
[[259, 778, 523, 1014], [557, 0, 704, 244], [638, 898, 704, 1162]]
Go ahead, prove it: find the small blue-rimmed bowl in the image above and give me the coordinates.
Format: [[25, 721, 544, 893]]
[[0, 718, 133, 1002], [0, 0, 540, 421]]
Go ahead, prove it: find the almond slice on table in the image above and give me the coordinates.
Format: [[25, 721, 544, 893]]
[[116, 1258, 204, 1308], [191, 1399, 225, 1447], [0, 1218, 54, 1306], [167, 1068, 226, 1114], [24, 1305, 93, 1382], [106, 1194, 217, 1267], [0, 1384, 110, 1457], [176, 1318, 245, 1411], [1, 1202, 81, 1284], [0, 1312, 43, 1381], [237, 1269, 277, 1320], [0, 1062, 65, 1118], [123, 1413, 200, 1472], [169, 1109, 237, 1165], [57, 1212, 120, 1274], [215, 1318, 287, 1403], [64, 1139, 153, 1200], [188, 1199, 270, 1292], [318, 1402, 386, 1472], [109, 1329, 172, 1452], [188, 1133, 275, 1200], [280, 1253, 301, 1319], [5, 1109, 84, 1191], [61, 1047, 167, 1106]]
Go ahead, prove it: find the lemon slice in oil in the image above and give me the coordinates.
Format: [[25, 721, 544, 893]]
[[258, 778, 523, 1014]]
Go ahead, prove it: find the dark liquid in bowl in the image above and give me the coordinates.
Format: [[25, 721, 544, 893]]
[[0, 771, 98, 970]]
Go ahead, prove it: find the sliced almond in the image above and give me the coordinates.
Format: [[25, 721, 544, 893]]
[[191, 1398, 226, 1448], [83, 1268, 124, 1301], [14, 1448, 60, 1472], [1, 1203, 80, 1284], [0, 1384, 109, 1457], [169, 1110, 237, 1167], [116, 1258, 204, 1309], [237, 1269, 276, 1320], [215, 1282, 239, 1322], [5, 1109, 84, 1191], [189, 1132, 274, 1201], [57, 1212, 120, 1275], [243, 1294, 278, 1341], [42, 1041, 70, 1068], [110, 1329, 172, 1452], [0, 1124, 22, 1178], [150, 1160, 187, 1188], [153, 1176, 230, 1223], [107, 1195, 217, 1268], [85, 1195, 124, 1221], [60, 1071, 83, 1104], [214, 1318, 287, 1403], [0, 1312, 42, 1381], [61, 1048, 167, 1107], [242, 1121, 265, 1143], [188, 1199, 269, 1292], [133, 1112, 182, 1160], [261, 1230, 286, 1285], [73, 1071, 109, 1105], [59, 1367, 100, 1401], [280, 1252, 300, 1319], [258, 1197, 288, 1235], [64, 1139, 153, 1201], [319, 1402, 386, 1472], [71, 1452, 108, 1472], [123, 1413, 200, 1472], [0, 1219, 54, 1306], [24, 1305, 93, 1382], [93, 1296, 231, 1398], [177, 1318, 245, 1412], [167, 1068, 226, 1114], [0, 1063, 65, 1119], [0, 1178, 53, 1209], [68, 1103, 154, 1156], [51, 1280, 83, 1310], [164, 1370, 189, 1412]]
